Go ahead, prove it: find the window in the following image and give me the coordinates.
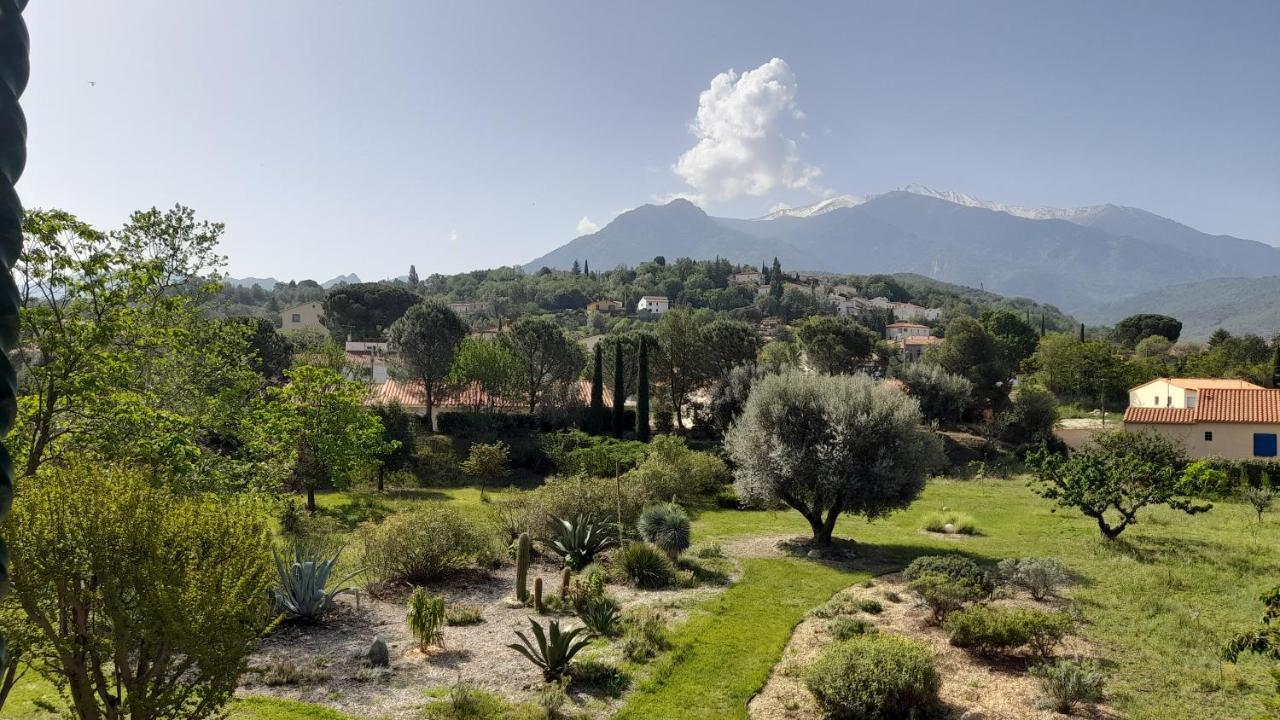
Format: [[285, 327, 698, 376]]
[[1204, 431, 1213, 442], [1254, 433, 1278, 458], [291, 313, 301, 323]]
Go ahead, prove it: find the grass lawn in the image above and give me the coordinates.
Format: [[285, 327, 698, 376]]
[[7, 478, 1279, 719]]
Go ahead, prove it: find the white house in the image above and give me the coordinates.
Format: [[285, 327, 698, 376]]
[[890, 302, 943, 322], [280, 302, 325, 330], [884, 322, 931, 341], [1128, 377, 1264, 409], [636, 296, 669, 315]]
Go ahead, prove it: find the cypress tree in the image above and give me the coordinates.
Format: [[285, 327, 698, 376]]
[[1040, 314, 1046, 337], [1079, 323, 1085, 342], [583, 259, 590, 276], [590, 343, 604, 433], [612, 340, 626, 438], [636, 337, 650, 441]]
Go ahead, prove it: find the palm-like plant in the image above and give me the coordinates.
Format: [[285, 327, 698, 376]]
[[637, 502, 691, 562], [507, 618, 592, 680], [407, 587, 446, 651], [579, 598, 622, 637], [550, 514, 612, 570], [271, 543, 359, 621]]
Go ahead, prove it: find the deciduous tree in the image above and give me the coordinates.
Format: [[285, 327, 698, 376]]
[[795, 315, 877, 375]]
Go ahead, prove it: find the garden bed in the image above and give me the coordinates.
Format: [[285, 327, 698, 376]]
[[748, 575, 1118, 720]]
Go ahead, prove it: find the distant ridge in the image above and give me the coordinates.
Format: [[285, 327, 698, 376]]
[[525, 186, 1280, 315]]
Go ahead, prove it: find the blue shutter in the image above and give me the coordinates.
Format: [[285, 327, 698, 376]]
[[1254, 433, 1278, 458]]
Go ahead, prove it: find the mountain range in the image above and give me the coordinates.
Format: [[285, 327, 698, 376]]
[[524, 185, 1280, 329], [225, 273, 361, 289]]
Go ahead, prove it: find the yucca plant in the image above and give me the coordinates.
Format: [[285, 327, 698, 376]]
[[507, 618, 591, 680], [407, 587, 446, 651], [550, 514, 612, 570], [271, 543, 358, 621], [637, 502, 691, 562]]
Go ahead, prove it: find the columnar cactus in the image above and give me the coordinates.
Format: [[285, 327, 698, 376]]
[[533, 577, 544, 613], [560, 567, 572, 599], [515, 532, 532, 603]]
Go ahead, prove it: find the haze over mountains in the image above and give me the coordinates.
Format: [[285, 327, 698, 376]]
[[525, 186, 1280, 334]]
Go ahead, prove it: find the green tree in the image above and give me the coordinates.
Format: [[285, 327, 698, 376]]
[[700, 319, 761, 379], [1027, 430, 1210, 540], [651, 309, 708, 431], [1028, 333, 1136, 404], [14, 207, 262, 484], [372, 401, 416, 491], [448, 337, 520, 411], [9, 458, 272, 720], [636, 337, 651, 441], [462, 440, 510, 490], [323, 282, 420, 340], [894, 364, 973, 423], [612, 339, 627, 438], [590, 343, 605, 433], [227, 316, 292, 381], [796, 315, 877, 375], [980, 309, 1038, 368], [257, 365, 389, 511], [727, 371, 944, 546], [407, 264, 419, 288], [1112, 314, 1182, 347], [501, 316, 585, 413], [928, 316, 1012, 408], [389, 301, 467, 431]]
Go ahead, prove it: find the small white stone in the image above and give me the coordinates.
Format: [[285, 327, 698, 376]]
[[943, 523, 957, 534]]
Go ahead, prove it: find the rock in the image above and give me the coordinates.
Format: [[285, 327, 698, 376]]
[[960, 710, 984, 720], [367, 635, 390, 668], [943, 523, 957, 534]]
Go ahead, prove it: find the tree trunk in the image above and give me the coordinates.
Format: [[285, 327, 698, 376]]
[[1095, 514, 1124, 540], [377, 465, 385, 493], [425, 379, 436, 432], [806, 514, 834, 547], [306, 485, 317, 513]]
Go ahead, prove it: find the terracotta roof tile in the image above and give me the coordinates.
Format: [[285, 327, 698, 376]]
[[367, 378, 606, 411], [1124, 407, 1196, 424], [1166, 378, 1265, 390], [1125, 388, 1280, 425]]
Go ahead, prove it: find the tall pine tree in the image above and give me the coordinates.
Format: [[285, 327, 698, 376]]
[[611, 339, 626, 438], [590, 343, 604, 433], [407, 264, 419, 288], [635, 337, 650, 441]]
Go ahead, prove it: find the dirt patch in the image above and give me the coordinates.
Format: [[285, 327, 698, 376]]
[[749, 576, 1118, 720], [241, 555, 734, 719]]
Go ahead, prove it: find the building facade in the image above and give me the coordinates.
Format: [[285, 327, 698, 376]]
[[280, 302, 325, 330], [1124, 387, 1280, 460]]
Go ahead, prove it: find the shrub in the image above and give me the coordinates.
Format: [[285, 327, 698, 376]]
[[910, 574, 987, 623], [507, 618, 592, 681], [615, 542, 677, 589], [921, 511, 977, 535], [358, 505, 496, 585], [580, 598, 622, 637], [895, 363, 973, 423], [885, 591, 902, 603], [626, 435, 729, 499], [695, 544, 724, 559], [805, 634, 941, 720], [997, 557, 1070, 601], [567, 570, 612, 613], [859, 599, 884, 615], [8, 459, 272, 720], [569, 658, 631, 697], [542, 430, 649, 476], [1031, 658, 1106, 713], [947, 605, 1073, 658], [637, 502, 692, 561], [407, 588, 446, 651], [445, 604, 485, 626], [903, 555, 994, 594], [271, 543, 358, 621], [622, 609, 670, 663], [829, 616, 875, 640]]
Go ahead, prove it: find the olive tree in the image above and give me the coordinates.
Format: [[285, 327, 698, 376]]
[[727, 371, 944, 546], [1026, 430, 1210, 540], [9, 458, 272, 720]]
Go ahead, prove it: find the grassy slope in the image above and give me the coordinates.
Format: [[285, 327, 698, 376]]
[[9, 479, 1279, 720]]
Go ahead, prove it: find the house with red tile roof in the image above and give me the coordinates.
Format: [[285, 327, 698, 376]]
[[1124, 386, 1280, 460], [1127, 377, 1264, 410], [367, 377, 607, 421]]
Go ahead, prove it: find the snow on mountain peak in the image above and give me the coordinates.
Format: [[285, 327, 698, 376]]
[[757, 184, 1109, 223]]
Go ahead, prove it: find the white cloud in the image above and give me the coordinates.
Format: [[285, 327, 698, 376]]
[[673, 58, 823, 202], [449, 229, 459, 243], [576, 216, 600, 235]]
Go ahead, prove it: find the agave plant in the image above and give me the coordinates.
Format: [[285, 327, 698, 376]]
[[579, 597, 622, 637], [507, 618, 592, 680], [271, 543, 359, 621], [550, 514, 612, 570]]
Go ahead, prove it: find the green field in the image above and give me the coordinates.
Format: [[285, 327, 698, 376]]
[[8, 478, 1278, 719]]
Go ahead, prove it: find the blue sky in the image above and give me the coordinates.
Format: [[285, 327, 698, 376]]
[[19, 0, 1280, 281]]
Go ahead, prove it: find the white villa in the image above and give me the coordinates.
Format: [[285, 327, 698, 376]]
[[636, 296, 669, 315], [280, 302, 325, 330]]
